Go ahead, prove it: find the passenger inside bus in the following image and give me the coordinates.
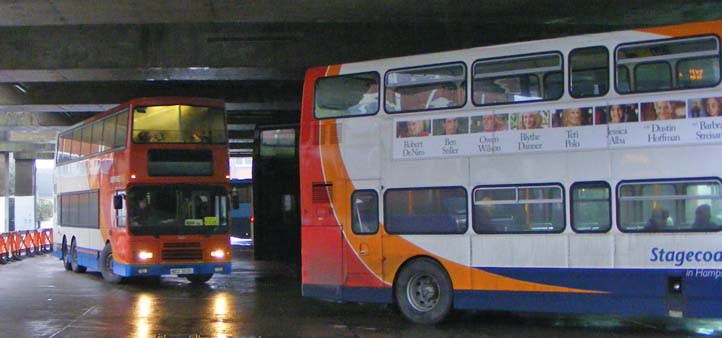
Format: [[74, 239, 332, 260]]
[[136, 131, 165, 143], [348, 83, 379, 115], [190, 128, 210, 143], [194, 195, 212, 218], [426, 89, 454, 109], [473, 198, 496, 233], [693, 204, 717, 229], [645, 207, 670, 231], [131, 197, 150, 227]]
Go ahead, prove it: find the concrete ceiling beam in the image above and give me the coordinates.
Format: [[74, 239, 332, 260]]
[[0, 67, 301, 83], [0, 142, 55, 153]]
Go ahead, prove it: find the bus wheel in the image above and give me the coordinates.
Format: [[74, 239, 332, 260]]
[[100, 244, 123, 284], [394, 258, 452, 325], [62, 238, 72, 271], [186, 274, 213, 284], [70, 239, 86, 273]]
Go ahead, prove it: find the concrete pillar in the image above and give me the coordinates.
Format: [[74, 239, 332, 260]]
[[0, 153, 8, 233], [13, 159, 35, 231]]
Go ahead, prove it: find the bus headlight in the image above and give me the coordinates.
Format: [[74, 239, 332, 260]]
[[138, 251, 154, 260], [210, 249, 225, 259]]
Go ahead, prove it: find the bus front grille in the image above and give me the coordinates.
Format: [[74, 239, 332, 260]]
[[162, 242, 202, 260]]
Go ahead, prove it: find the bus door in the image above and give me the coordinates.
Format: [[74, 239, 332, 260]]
[[110, 190, 129, 261], [253, 125, 300, 268], [344, 181, 384, 287]]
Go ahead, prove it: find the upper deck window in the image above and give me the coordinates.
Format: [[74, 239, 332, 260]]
[[385, 63, 466, 113], [132, 105, 226, 144], [473, 52, 563, 106], [616, 36, 721, 93], [569, 46, 609, 98], [314, 72, 379, 119], [56, 109, 128, 165]]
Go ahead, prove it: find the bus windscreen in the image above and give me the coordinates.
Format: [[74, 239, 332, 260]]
[[128, 185, 229, 236]]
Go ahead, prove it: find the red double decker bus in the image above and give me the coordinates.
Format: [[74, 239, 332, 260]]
[[53, 97, 232, 283]]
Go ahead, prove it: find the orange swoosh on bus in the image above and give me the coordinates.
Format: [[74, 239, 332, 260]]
[[640, 19, 722, 39], [381, 235, 606, 294]]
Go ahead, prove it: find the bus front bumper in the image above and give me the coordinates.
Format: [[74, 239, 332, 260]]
[[113, 261, 232, 277]]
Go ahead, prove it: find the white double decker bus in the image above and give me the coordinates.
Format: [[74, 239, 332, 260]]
[[300, 20, 722, 324]]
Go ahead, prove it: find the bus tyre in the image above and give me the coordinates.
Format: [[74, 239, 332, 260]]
[[100, 244, 123, 284], [186, 274, 213, 284], [62, 238, 72, 271], [70, 239, 86, 273], [395, 258, 452, 325]]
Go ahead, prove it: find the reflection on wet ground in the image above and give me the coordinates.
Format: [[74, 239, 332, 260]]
[[1, 248, 720, 337]]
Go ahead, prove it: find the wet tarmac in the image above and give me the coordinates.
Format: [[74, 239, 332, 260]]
[[1, 248, 721, 338]]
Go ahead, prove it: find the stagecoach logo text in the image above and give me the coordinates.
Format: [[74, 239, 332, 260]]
[[650, 247, 722, 267]]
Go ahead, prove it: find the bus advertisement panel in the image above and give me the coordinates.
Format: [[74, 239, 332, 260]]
[[300, 20, 722, 323], [53, 97, 232, 284]]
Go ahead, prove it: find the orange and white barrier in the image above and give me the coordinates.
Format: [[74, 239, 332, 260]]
[[0, 229, 52, 264]]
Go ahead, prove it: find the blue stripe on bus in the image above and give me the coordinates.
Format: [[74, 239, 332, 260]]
[[77, 247, 101, 271], [68, 247, 231, 277], [303, 284, 393, 304], [306, 267, 722, 317], [112, 260, 232, 277], [311, 285, 722, 318], [453, 290, 666, 315], [454, 290, 722, 318], [476, 267, 722, 298]]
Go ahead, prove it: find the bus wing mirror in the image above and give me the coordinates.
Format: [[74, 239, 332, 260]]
[[113, 195, 124, 210]]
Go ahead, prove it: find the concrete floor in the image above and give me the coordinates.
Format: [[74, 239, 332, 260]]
[[1, 248, 721, 338]]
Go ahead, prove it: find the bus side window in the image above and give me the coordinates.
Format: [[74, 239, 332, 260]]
[[115, 191, 126, 227], [473, 185, 563, 234], [635, 62, 672, 92], [472, 52, 561, 106], [314, 72, 380, 119], [616, 36, 720, 94], [385, 63, 466, 113], [351, 190, 378, 235], [570, 182, 611, 233], [618, 179, 722, 232], [543, 72, 563, 100], [570, 46, 609, 98], [616, 66, 631, 93]]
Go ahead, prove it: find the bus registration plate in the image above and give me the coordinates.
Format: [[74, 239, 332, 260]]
[[170, 268, 194, 275]]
